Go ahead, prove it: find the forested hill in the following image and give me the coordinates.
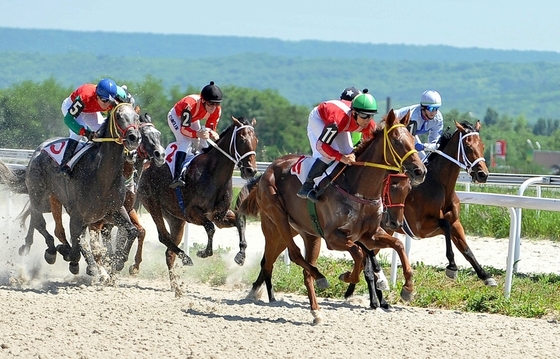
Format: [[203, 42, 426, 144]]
[[2, 27, 560, 63], [2, 27, 560, 123]]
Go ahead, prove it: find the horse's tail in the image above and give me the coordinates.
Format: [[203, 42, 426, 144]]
[[236, 175, 261, 218], [0, 161, 28, 194], [16, 200, 31, 229]]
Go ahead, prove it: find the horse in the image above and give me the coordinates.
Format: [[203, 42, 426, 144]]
[[48, 111, 166, 277], [137, 115, 258, 296], [237, 109, 426, 324], [345, 120, 494, 306], [0, 103, 141, 276]]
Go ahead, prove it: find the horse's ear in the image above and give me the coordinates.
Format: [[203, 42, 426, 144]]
[[455, 120, 465, 132], [251, 118, 257, 126], [386, 109, 396, 126], [134, 105, 141, 114], [400, 109, 411, 127], [475, 120, 481, 131], [231, 115, 241, 126]]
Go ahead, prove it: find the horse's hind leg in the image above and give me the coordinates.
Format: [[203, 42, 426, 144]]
[[301, 233, 325, 325], [27, 211, 59, 265]]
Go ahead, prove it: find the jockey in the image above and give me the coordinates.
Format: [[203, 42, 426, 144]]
[[167, 81, 223, 188], [59, 78, 119, 176], [296, 89, 378, 203], [339, 86, 364, 146], [394, 90, 443, 159]]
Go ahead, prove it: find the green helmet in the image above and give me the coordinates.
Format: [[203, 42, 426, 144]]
[[351, 89, 378, 115]]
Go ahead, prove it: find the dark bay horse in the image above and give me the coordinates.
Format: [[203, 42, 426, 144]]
[[345, 120, 494, 306], [0, 103, 141, 275], [49, 112, 166, 277], [237, 110, 426, 324], [138, 116, 258, 295]]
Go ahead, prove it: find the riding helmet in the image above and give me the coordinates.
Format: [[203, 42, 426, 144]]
[[201, 81, 223, 103], [420, 90, 442, 107], [96, 78, 118, 101], [351, 89, 378, 115], [340, 86, 362, 101]]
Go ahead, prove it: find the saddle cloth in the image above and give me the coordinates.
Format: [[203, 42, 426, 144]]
[[165, 142, 198, 175], [290, 155, 339, 185], [43, 138, 93, 169]]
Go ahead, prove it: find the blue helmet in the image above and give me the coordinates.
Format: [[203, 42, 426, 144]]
[[96, 78, 118, 101]]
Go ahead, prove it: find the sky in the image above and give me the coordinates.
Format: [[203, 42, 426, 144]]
[[1, 0, 560, 53]]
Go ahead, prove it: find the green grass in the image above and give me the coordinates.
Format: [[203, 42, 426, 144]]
[[147, 244, 560, 321]]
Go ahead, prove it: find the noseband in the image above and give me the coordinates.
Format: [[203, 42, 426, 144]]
[[93, 103, 139, 146]]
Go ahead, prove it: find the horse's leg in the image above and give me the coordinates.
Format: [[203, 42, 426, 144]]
[[323, 233, 364, 284], [142, 196, 192, 266], [68, 217, 86, 275], [49, 194, 70, 256], [112, 206, 139, 272], [301, 233, 324, 325], [440, 219, 459, 279], [87, 221, 107, 279], [128, 208, 146, 276], [344, 242, 383, 309], [233, 210, 247, 266], [165, 214, 188, 297], [450, 221, 497, 287], [247, 215, 286, 303], [27, 210, 60, 265], [364, 232, 414, 302], [196, 218, 216, 259]]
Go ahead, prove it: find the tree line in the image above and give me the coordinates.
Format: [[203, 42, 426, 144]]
[[0, 77, 558, 173]]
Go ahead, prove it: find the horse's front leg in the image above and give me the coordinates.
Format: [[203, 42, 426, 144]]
[[324, 231, 364, 284], [197, 219, 216, 259], [112, 206, 139, 272], [68, 217, 87, 275], [224, 209, 247, 265], [439, 218, 458, 279]]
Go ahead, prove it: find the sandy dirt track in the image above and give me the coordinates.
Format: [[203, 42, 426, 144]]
[[0, 193, 559, 358]]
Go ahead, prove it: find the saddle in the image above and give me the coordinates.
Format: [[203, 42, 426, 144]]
[[43, 138, 93, 170], [290, 156, 338, 185], [165, 142, 197, 177]]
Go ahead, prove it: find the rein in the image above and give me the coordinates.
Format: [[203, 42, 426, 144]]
[[430, 131, 485, 174], [206, 124, 256, 165], [92, 103, 139, 145]]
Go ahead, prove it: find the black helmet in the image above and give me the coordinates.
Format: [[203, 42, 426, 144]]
[[340, 86, 361, 101], [200, 81, 223, 103]]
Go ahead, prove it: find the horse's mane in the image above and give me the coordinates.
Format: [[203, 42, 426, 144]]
[[200, 116, 252, 154], [354, 122, 384, 157]]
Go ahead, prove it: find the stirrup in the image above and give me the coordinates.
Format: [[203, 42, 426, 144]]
[[306, 189, 320, 203], [169, 179, 185, 189]]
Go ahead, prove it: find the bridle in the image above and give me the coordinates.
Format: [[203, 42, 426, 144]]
[[430, 130, 485, 175], [206, 124, 256, 169], [93, 103, 139, 146]]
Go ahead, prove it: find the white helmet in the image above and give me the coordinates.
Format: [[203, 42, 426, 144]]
[[420, 90, 442, 106]]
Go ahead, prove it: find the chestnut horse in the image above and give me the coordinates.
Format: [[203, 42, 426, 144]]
[[138, 116, 258, 296], [345, 120, 494, 306], [49, 112, 166, 277], [0, 103, 141, 275], [238, 110, 426, 324]]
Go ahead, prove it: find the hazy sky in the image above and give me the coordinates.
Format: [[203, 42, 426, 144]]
[[2, 0, 559, 53]]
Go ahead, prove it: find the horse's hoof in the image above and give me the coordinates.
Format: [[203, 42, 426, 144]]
[[400, 288, 414, 302], [113, 261, 125, 272], [182, 255, 194, 266], [196, 249, 212, 259], [44, 248, 57, 265], [311, 310, 323, 325], [18, 245, 30, 257], [69, 262, 80, 275], [484, 278, 498, 287], [376, 278, 390, 291], [129, 265, 139, 276], [234, 252, 246, 266], [56, 244, 72, 262], [316, 277, 329, 289], [445, 268, 458, 280], [86, 265, 99, 277]]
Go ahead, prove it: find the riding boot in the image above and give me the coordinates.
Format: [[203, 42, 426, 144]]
[[296, 159, 330, 203], [59, 139, 79, 177], [169, 151, 187, 189]]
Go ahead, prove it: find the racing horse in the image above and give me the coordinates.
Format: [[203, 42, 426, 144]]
[[345, 120, 494, 306], [237, 109, 426, 324], [49, 111, 165, 277], [0, 103, 141, 275], [137, 116, 258, 295]]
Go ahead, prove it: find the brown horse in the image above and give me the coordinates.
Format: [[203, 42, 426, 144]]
[[49, 112, 166, 278], [238, 109, 426, 324], [138, 116, 258, 296], [345, 120, 494, 306]]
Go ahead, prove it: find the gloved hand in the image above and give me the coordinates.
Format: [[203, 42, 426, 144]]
[[424, 143, 438, 152], [414, 143, 425, 151], [79, 126, 95, 141], [197, 128, 210, 140]]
